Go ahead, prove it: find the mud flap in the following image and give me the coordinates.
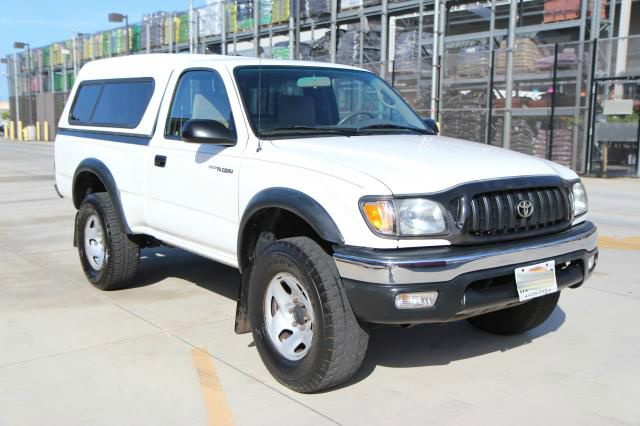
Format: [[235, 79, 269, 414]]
[[73, 211, 79, 247], [234, 265, 252, 334]]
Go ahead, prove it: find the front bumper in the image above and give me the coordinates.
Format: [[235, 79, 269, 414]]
[[333, 221, 598, 324]]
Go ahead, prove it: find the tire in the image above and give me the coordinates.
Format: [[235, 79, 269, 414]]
[[76, 192, 140, 291], [249, 237, 369, 393], [467, 291, 561, 335]]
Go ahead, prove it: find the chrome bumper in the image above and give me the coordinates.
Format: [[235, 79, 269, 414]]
[[334, 221, 598, 285]]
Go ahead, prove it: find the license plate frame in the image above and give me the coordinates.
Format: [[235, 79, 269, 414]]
[[515, 260, 558, 302]]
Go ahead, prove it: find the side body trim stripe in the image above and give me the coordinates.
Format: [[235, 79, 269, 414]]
[[57, 128, 151, 146]]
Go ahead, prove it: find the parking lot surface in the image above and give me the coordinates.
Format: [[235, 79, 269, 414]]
[[1, 139, 639, 426]]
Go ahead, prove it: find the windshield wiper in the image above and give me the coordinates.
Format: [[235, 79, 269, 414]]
[[260, 126, 359, 137], [357, 123, 433, 135]]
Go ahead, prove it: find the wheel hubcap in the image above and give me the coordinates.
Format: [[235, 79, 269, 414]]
[[264, 273, 315, 361], [84, 214, 105, 271]]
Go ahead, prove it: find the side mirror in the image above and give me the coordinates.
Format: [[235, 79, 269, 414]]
[[422, 118, 439, 135], [181, 119, 236, 145]]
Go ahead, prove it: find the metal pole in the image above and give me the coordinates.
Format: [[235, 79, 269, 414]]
[[484, 0, 496, 143], [63, 52, 68, 93], [289, 3, 295, 59], [254, 0, 260, 57], [614, 0, 632, 97], [49, 47, 54, 93], [195, 9, 201, 53], [416, 0, 424, 106], [572, 0, 589, 171], [38, 49, 43, 94], [502, 0, 518, 149], [146, 19, 151, 53], [548, 43, 559, 160], [430, 0, 440, 120], [359, 9, 365, 67], [485, 49, 496, 144], [13, 50, 20, 126], [125, 15, 130, 54], [221, 1, 227, 55], [72, 34, 78, 77], [169, 13, 174, 53], [295, 0, 301, 60], [437, 1, 445, 121], [330, 0, 337, 63], [26, 45, 33, 126], [636, 105, 640, 177], [585, 38, 599, 175], [380, 0, 388, 77], [189, 0, 194, 54]]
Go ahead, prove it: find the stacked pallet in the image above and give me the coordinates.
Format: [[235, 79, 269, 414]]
[[491, 118, 536, 155], [198, 4, 223, 38], [393, 28, 432, 72], [495, 38, 551, 74], [310, 30, 337, 62], [302, 0, 331, 18], [443, 40, 491, 79], [457, 46, 490, 78], [236, 0, 254, 31], [336, 19, 381, 65], [440, 91, 488, 144], [543, 0, 580, 22], [532, 127, 573, 167], [272, 0, 291, 23], [259, 0, 273, 25], [141, 12, 167, 49]]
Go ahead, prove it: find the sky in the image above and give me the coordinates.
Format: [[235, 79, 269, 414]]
[[0, 0, 209, 101]]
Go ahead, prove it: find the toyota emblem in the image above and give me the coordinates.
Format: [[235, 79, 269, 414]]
[[517, 200, 534, 219]]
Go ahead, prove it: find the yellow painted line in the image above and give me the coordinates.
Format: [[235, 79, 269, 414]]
[[598, 236, 640, 251], [191, 347, 234, 426]]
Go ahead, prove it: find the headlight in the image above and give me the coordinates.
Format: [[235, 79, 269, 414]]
[[396, 199, 446, 235], [572, 181, 588, 216], [360, 198, 447, 237]]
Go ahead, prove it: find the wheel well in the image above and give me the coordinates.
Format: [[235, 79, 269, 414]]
[[239, 208, 333, 271], [73, 171, 107, 208]]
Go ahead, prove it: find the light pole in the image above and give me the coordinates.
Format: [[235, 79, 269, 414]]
[[108, 13, 130, 54], [14, 42, 32, 127]]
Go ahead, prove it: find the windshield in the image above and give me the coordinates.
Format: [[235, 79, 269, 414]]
[[234, 66, 430, 138]]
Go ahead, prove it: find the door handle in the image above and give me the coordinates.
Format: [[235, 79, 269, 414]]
[[154, 155, 167, 168]]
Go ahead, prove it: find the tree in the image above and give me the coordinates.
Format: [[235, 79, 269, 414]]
[[0, 111, 9, 121]]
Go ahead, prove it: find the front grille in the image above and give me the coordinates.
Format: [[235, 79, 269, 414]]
[[466, 187, 572, 237]]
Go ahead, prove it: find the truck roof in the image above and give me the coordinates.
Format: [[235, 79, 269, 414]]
[[62, 54, 370, 137], [78, 53, 366, 81]]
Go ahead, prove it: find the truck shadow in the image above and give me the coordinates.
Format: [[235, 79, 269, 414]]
[[135, 247, 566, 390], [134, 247, 240, 300], [338, 306, 566, 389]]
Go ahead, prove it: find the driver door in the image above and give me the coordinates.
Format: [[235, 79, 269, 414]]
[[145, 67, 244, 263]]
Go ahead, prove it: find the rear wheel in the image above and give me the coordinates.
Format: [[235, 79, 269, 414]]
[[77, 192, 140, 290], [467, 292, 561, 335], [249, 237, 369, 393]]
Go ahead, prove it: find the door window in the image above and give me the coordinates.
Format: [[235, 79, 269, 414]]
[[165, 70, 235, 138]]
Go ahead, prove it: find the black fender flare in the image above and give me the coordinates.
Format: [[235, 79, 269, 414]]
[[237, 187, 344, 272], [234, 188, 344, 334], [72, 158, 132, 235]]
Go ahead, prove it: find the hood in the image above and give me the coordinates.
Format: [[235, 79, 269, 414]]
[[271, 134, 577, 194]]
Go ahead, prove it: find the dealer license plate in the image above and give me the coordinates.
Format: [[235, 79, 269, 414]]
[[515, 260, 558, 302]]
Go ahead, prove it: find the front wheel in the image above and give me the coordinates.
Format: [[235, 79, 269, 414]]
[[249, 237, 369, 393], [467, 291, 561, 335]]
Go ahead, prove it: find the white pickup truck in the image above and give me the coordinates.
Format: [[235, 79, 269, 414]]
[[54, 54, 598, 392]]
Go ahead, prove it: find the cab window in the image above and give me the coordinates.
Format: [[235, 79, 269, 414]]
[[165, 70, 235, 138]]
